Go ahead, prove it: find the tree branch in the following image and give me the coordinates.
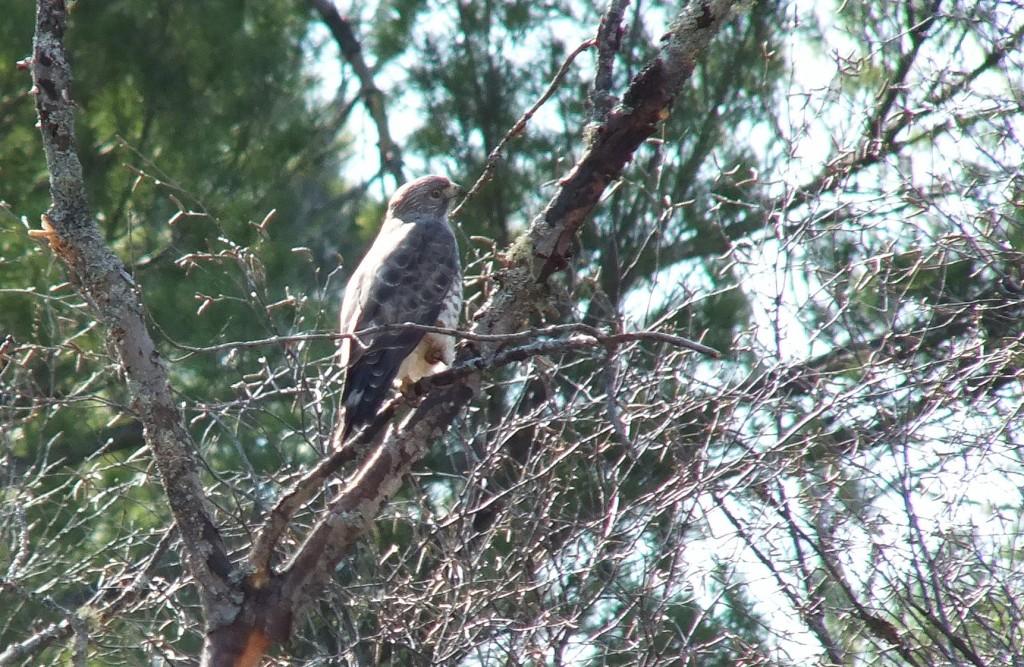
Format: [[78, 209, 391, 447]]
[[311, 0, 405, 184], [590, 0, 629, 125], [28, 0, 236, 632], [280, 378, 474, 608], [0, 617, 73, 666], [531, 0, 737, 283], [452, 38, 597, 219], [173, 321, 720, 358]]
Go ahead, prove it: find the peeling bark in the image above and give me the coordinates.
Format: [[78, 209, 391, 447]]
[[534, 0, 736, 282]]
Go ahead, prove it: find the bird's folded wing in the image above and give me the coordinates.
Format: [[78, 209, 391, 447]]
[[340, 221, 459, 429]]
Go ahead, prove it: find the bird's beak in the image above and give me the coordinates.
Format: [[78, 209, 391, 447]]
[[444, 182, 464, 200]]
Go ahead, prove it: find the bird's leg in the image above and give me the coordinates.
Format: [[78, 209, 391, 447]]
[[396, 335, 452, 401]]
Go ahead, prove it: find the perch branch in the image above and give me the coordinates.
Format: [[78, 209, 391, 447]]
[[175, 321, 720, 358]]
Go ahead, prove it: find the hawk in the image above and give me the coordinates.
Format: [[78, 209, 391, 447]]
[[338, 175, 463, 438]]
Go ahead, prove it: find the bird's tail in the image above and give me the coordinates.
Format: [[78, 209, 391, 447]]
[[338, 371, 392, 444], [338, 333, 420, 443]]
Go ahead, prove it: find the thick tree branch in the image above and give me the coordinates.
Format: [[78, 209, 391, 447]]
[[28, 0, 237, 634], [337, 13, 742, 624], [0, 617, 73, 667], [531, 0, 736, 283]]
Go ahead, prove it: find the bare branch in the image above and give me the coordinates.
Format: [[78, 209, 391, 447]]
[[28, 0, 235, 629], [311, 0, 405, 184], [590, 0, 630, 124], [0, 526, 178, 666], [531, 0, 738, 283], [0, 618, 73, 666], [173, 321, 720, 358], [279, 379, 473, 608], [452, 38, 597, 219]]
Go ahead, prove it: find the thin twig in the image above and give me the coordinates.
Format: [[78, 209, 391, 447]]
[[604, 348, 635, 451], [172, 321, 720, 358], [0, 527, 177, 667], [249, 324, 718, 579], [451, 38, 597, 219]]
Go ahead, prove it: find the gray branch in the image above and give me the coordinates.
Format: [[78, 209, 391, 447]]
[[29, 0, 236, 629], [311, 0, 405, 185]]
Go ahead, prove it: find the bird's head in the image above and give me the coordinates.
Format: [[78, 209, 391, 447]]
[[387, 175, 463, 222]]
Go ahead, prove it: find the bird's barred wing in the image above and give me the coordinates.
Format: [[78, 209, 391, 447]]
[[340, 221, 460, 431]]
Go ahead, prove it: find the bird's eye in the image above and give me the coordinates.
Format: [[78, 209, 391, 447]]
[[430, 189, 442, 199]]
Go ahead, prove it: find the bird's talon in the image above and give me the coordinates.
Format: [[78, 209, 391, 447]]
[[400, 379, 423, 401]]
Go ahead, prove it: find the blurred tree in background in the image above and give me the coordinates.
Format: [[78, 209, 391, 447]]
[[2, 0, 1023, 664]]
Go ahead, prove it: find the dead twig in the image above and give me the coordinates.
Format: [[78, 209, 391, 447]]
[[451, 38, 597, 219]]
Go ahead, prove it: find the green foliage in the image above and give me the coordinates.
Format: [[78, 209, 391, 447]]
[[371, 0, 428, 63]]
